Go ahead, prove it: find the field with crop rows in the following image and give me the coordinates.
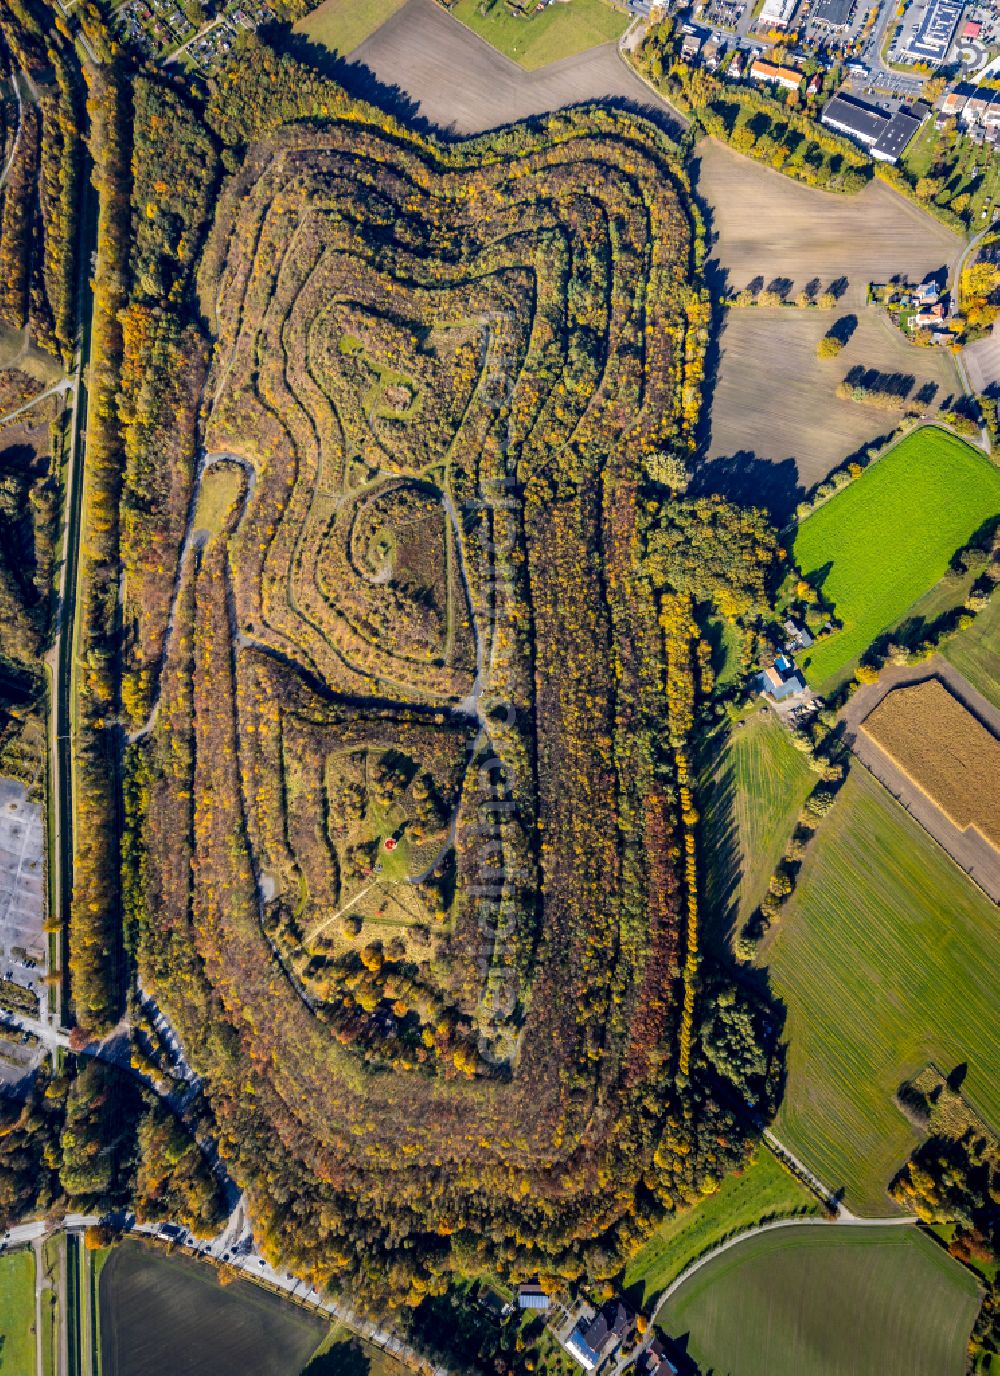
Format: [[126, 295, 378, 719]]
[[660, 1224, 980, 1376], [860, 679, 1000, 847], [793, 428, 1000, 689], [702, 710, 814, 948], [695, 139, 960, 311], [764, 767, 1000, 1214], [624, 1146, 818, 1305], [132, 90, 706, 1288], [99, 1242, 326, 1376]]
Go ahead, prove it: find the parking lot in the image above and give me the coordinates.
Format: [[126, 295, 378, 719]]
[[0, 777, 47, 1085]]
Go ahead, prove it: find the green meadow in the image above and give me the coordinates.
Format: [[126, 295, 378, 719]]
[[793, 428, 1000, 689]]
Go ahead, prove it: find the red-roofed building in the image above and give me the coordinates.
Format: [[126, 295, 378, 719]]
[[963, 18, 982, 38]]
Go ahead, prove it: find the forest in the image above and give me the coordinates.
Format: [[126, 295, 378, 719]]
[[99, 32, 785, 1301]]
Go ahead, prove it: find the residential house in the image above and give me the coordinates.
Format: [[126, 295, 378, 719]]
[[702, 37, 724, 69], [783, 618, 814, 652], [749, 58, 802, 91], [681, 30, 703, 60], [758, 653, 806, 702], [565, 1302, 634, 1372]]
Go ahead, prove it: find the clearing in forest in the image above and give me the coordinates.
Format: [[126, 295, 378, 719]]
[[792, 427, 1000, 689]]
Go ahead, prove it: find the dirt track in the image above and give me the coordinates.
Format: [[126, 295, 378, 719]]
[[351, 0, 681, 135], [841, 657, 1000, 905]]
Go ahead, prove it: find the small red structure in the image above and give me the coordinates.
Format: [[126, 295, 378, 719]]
[[384, 837, 397, 852], [964, 19, 982, 38]]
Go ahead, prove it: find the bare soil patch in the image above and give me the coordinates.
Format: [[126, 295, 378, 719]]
[[695, 138, 961, 308], [700, 307, 960, 510], [964, 323, 1000, 394], [350, 0, 679, 135]]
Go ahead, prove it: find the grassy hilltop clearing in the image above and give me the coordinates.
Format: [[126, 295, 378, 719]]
[[660, 1224, 980, 1376], [764, 767, 1000, 1214], [793, 428, 1000, 690]]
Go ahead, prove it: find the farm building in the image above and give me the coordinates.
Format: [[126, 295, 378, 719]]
[[821, 94, 922, 163], [517, 1283, 550, 1311], [749, 58, 802, 91], [564, 1302, 634, 1372], [758, 654, 806, 701]]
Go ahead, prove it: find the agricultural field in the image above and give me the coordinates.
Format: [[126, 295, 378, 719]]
[[659, 1224, 980, 1376], [99, 1242, 327, 1376], [292, 0, 410, 55], [132, 87, 708, 1290], [623, 1147, 819, 1305], [446, 0, 628, 69], [944, 593, 1000, 710], [702, 306, 959, 512], [701, 710, 814, 947], [860, 679, 1000, 847], [764, 767, 1000, 1214], [792, 427, 1000, 689], [695, 139, 961, 310], [351, 0, 673, 135], [0, 1247, 36, 1376]]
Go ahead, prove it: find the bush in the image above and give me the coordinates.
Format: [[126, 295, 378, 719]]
[[817, 333, 844, 359]]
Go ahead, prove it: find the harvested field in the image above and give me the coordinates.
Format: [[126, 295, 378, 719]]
[[701, 306, 959, 509], [695, 139, 960, 309], [660, 1224, 979, 1376], [860, 679, 1000, 849], [349, 0, 679, 135], [964, 323, 1000, 394], [764, 767, 1000, 1214], [842, 658, 1000, 903]]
